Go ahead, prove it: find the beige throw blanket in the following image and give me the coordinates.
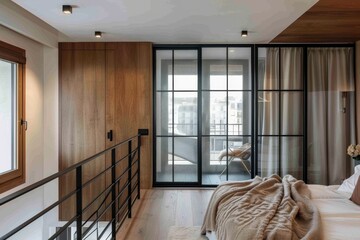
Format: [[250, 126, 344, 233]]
[[201, 175, 321, 240]]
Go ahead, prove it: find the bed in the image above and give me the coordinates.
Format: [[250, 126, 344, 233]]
[[201, 175, 360, 240], [308, 184, 360, 240]]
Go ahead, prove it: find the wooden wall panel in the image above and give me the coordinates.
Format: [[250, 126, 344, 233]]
[[105, 42, 153, 189], [59, 44, 106, 220], [59, 42, 153, 220]]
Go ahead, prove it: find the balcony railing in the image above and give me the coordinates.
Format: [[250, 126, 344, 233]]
[[0, 129, 148, 240]]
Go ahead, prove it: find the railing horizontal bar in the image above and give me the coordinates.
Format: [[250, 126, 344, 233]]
[[82, 226, 97, 240], [1, 151, 141, 239], [114, 190, 138, 235], [82, 186, 112, 224], [130, 165, 140, 180], [82, 205, 100, 228], [81, 178, 129, 238], [131, 170, 139, 184], [81, 147, 139, 190], [82, 178, 132, 239], [131, 193, 139, 208], [115, 183, 138, 218], [131, 180, 139, 193], [98, 218, 114, 240], [105, 230, 113, 240], [48, 215, 78, 240], [82, 151, 139, 219], [116, 209, 129, 232], [0, 134, 141, 206], [1, 184, 81, 240], [116, 147, 139, 165]]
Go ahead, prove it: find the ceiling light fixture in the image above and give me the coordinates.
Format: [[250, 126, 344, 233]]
[[95, 31, 102, 38], [241, 30, 248, 37], [62, 5, 72, 14]]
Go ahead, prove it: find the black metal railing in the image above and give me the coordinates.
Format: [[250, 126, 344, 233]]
[[0, 129, 148, 240]]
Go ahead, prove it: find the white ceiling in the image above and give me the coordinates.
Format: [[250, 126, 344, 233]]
[[12, 0, 317, 43]]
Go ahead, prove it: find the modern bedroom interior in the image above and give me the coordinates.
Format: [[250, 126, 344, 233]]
[[0, 0, 360, 239]]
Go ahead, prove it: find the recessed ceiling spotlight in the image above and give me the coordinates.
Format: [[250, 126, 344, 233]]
[[229, 49, 235, 53], [62, 5, 72, 14], [241, 30, 248, 37], [95, 31, 102, 38]]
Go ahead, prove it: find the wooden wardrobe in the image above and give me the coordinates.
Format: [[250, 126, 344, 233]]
[[59, 42, 152, 220]]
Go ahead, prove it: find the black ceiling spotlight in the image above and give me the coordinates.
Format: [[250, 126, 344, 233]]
[[95, 31, 102, 38], [62, 5, 72, 14], [241, 30, 248, 37]]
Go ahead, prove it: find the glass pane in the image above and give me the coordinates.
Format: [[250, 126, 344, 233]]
[[156, 50, 172, 90], [202, 136, 227, 184], [0, 59, 17, 175], [202, 91, 227, 135], [258, 48, 279, 90], [202, 48, 226, 90], [228, 92, 251, 135], [281, 48, 303, 90], [228, 136, 252, 181], [258, 137, 279, 177], [156, 92, 172, 136], [228, 48, 251, 90], [174, 137, 198, 182], [174, 92, 197, 136], [156, 137, 173, 182], [258, 92, 279, 135], [281, 92, 303, 135], [281, 137, 303, 179], [174, 50, 198, 91]]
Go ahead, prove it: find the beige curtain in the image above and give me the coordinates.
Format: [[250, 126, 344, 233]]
[[260, 48, 303, 178], [308, 47, 355, 185]]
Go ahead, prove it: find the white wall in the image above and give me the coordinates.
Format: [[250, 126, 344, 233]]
[[0, 24, 45, 239], [0, 22, 59, 240]]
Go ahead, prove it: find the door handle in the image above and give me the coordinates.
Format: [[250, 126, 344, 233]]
[[107, 130, 113, 141]]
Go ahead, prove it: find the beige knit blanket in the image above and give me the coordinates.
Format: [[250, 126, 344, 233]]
[[201, 175, 321, 240]]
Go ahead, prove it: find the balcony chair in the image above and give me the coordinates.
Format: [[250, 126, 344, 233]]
[[218, 143, 251, 178]]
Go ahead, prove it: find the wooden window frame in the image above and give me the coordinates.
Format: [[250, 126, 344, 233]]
[[0, 40, 26, 194]]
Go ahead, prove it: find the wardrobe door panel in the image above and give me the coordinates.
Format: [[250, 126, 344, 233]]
[[59, 44, 106, 221]]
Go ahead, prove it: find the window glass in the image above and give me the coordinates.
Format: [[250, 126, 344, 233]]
[[0, 59, 17, 175]]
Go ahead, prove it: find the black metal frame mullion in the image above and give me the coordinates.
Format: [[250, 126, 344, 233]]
[[172, 49, 175, 183], [278, 48, 282, 176], [226, 47, 229, 180], [152, 47, 157, 186], [198, 47, 202, 185], [254, 46, 258, 176]]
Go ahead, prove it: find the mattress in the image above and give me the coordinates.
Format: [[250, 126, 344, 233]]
[[308, 184, 360, 240]]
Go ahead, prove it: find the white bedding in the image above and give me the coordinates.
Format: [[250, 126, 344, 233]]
[[308, 184, 360, 240]]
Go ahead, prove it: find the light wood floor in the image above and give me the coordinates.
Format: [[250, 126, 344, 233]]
[[117, 189, 214, 240]]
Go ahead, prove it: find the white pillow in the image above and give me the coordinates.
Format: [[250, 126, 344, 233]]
[[338, 167, 360, 194]]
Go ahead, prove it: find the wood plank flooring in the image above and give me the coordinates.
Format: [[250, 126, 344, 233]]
[[117, 189, 214, 240]]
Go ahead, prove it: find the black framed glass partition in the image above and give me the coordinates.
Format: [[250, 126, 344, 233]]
[[153, 44, 355, 187], [256, 47, 305, 180], [201, 47, 253, 184], [155, 49, 199, 184]]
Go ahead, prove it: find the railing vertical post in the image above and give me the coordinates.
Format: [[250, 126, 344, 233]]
[[76, 166, 82, 240], [137, 134, 141, 199], [111, 149, 116, 240], [128, 140, 132, 218]]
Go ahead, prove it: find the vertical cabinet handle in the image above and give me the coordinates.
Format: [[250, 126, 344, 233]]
[[21, 119, 28, 131], [107, 130, 113, 141]]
